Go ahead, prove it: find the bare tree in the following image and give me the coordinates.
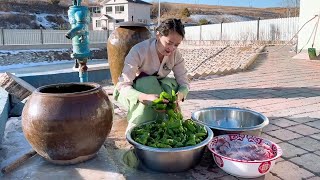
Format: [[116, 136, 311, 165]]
[[281, 0, 300, 17]]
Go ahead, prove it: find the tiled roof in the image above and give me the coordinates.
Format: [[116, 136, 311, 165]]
[[102, 0, 152, 5], [127, 0, 152, 5]]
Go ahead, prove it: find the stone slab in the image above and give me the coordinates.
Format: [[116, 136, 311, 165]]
[[290, 153, 320, 174], [270, 161, 315, 179], [288, 137, 320, 152], [0, 88, 9, 145], [266, 129, 303, 141], [277, 142, 308, 159]]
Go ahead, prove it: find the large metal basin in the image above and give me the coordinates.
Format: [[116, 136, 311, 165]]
[[191, 107, 269, 136], [126, 122, 214, 172]]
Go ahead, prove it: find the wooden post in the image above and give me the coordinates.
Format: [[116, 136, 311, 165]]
[[257, 17, 260, 41], [1, 28, 4, 45], [220, 21, 223, 40], [200, 25, 202, 41], [1, 150, 37, 174], [40, 27, 44, 44]]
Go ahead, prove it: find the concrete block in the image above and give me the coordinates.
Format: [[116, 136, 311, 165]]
[[19, 68, 111, 88], [9, 96, 27, 117], [0, 88, 10, 144]]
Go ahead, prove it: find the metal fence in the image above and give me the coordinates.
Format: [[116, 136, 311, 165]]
[[185, 17, 299, 42], [0, 29, 111, 45], [0, 17, 299, 46]]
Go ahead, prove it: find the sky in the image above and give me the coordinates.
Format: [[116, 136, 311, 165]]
[[145, 0, 294, 8]]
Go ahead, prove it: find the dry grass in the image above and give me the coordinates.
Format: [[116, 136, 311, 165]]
[[0, 1, 69, 14], [0, 13, 39, 29], [151, 2, 299, 23], [0, 1, 299, 29]]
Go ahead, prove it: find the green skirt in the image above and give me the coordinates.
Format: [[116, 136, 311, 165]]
[[113, 76, 179, 126]]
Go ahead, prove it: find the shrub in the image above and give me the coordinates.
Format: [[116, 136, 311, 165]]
[[198, 18, 208, 25], [180, 8, 190, 18], [49, 0, 60, 5]]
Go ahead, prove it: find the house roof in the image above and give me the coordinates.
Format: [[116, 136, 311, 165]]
[[99, 14, 114, 20], [100, 0, 152, 6], [127, 0, 152, 5]]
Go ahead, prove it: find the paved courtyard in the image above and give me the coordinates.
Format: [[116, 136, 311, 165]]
[[112, 46, 320, 179], [1, 46, 320, 179], [180, 46, 320, 179]]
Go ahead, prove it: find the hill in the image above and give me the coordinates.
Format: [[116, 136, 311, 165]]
[[0, 0, 299, 29], [154, 2, 299, 24], [0, 1, 70, 29]]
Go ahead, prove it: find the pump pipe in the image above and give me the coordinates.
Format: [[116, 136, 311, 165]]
[[66, 0, 91, 82]]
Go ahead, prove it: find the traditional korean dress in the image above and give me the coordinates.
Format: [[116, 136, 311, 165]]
[[113, 38, 189, 131]]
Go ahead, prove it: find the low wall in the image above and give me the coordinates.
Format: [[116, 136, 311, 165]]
[[0, 65, 111, 145], [0, 88, 10, 144], [181, 40, 294, 46], [19, 68, 111, 88]]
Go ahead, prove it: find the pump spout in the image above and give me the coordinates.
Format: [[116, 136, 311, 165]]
[[65, 23, 85, 39]]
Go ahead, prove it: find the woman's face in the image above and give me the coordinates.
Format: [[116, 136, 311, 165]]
[[157, 31, 183, 56]]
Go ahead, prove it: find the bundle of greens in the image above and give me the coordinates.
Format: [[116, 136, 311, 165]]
[[150, 90, 177, 111], [131, 90, 208, 148]]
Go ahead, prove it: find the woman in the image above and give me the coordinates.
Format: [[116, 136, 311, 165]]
[[113, 18, 189, 130]]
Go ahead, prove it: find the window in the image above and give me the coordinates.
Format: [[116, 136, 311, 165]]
[[90, 7, 101, 14], [96, 20, 101, 27], [116, 19, 124, 23], [115, 5, 124, 14], [106, 6, 112, 14]]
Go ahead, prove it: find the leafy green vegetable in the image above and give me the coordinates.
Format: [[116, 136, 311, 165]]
[[132, 90, 208, 148]]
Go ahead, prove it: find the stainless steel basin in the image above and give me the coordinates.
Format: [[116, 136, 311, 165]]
[[191, 107, 269, 136], [126, 122, 214, 172]]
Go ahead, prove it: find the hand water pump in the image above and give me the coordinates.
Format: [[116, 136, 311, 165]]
[[66, 0, 91, 82]]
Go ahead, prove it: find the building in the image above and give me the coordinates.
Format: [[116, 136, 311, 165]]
[[92, 0, 152, 30], [88, 5, 102, 30], [297, 0, 320, 55]]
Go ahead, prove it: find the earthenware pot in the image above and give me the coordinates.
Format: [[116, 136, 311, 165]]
[[22, 83, 113, 165], [107, 22, 151, 84]]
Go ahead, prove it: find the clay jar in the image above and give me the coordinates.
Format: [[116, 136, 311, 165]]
[[22, 83, 113, 165], [107, 22, 152, 84]]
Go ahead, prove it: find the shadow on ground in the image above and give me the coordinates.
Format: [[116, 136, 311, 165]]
[[188, 87, 320, 100]]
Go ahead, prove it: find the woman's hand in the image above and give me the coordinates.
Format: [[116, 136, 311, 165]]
[[176, 92, 184, 103], [138, 93, 169, 105], [173, 92, 184, 112]]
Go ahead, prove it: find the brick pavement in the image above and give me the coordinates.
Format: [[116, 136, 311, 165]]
[[109, 46, 320, 179], [177, 46, 320, 179]]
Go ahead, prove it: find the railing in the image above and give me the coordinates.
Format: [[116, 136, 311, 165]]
[[0, 17, 299, 46], [0, 29, 111, 45], [185, 17, 299, 42]]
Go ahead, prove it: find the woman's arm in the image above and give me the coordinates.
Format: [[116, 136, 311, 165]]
[[116, 46, 160, 105], [172, 50, 190, 101], [116, 46, 143, 104]]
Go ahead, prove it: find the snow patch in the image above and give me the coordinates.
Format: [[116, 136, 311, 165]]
[[0, 60, 72, 71]]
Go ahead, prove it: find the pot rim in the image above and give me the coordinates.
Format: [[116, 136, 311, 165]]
[[34, 82, 101, 96], [126, 121, 214, 152]]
